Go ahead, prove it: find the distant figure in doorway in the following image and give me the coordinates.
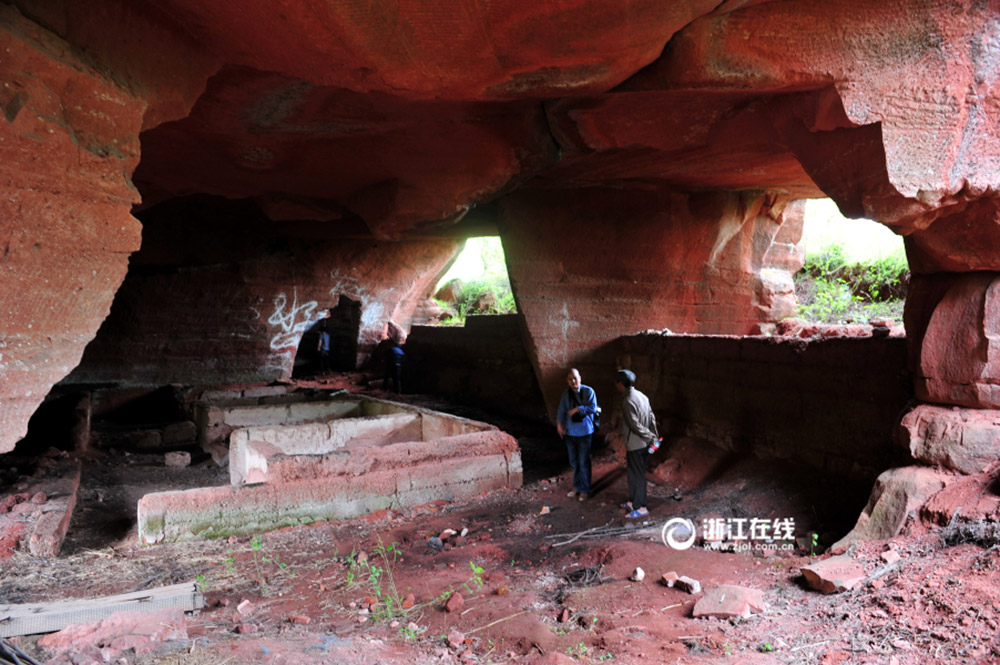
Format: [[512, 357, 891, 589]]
[[382, 321, 406, 393], [556, 368, 600, 501], [316, 320, 332, 374], [616, 369, 657, 519]]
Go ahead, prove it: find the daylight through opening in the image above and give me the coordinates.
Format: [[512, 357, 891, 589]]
[[427, 236, 516, 326], [794, 199, 910, 327]]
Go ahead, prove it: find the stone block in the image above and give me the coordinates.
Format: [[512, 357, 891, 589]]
[[692, 585, 768, 618], [916, 275, 1000, 408], [899, 404, 1000, 474], [832, 466, 954, 552], [801, 555, 866, 594], [675, 576, 701, 594], [222, 404, 291, 428]]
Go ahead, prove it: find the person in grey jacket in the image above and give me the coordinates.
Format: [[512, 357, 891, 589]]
[[616, 369, 658, 518]]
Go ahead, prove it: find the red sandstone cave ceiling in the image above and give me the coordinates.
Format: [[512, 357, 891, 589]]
[[15, 0, 1000, 238], [16, 0, 862, 240]]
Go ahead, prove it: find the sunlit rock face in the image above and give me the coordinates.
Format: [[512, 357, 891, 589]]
[[4, 0, 1000, 451]]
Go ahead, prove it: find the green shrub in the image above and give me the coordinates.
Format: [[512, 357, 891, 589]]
[[433, 238, 517, 326], [794, 243, 909, 323]]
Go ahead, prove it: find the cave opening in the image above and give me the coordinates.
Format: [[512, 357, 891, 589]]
[[424, 236, 516, 325], [292, 295, 362, 378], [794, 199, 910, 327]]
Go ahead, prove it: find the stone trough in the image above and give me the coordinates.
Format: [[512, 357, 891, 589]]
[[138, 394, 522, 544]]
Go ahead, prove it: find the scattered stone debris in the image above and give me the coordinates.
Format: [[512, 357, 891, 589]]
[[801, 555, 867, 593], [445, 592, 464, 613], [675, 575, 701, 594], [941, 519, 1000, 548], [37, 608, 188, 663], [447, 629, 465, 649], [692, 585, 768, 619], [660, 571, 679, 587], [880, 549, 902, 564]]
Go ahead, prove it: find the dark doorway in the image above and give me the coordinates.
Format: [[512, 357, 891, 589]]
[[293, 295, 362, 377]]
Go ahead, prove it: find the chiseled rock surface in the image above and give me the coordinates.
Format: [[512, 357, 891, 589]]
[[912, 275, 1000, 409], [900, 404, 1000, 474], [0, 6, 144, 453]]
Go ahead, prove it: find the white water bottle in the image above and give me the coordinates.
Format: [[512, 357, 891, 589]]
[[648, 437, 662, 455]]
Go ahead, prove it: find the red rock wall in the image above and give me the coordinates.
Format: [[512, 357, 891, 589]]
[[499, 189, 804, 420], [905, 273, 1000, 409], [397, 318, 912, 478], [0, 7, 145, 452], [614, 333, 913, 479], [403, 316, 548, 421], [65, 200, 459, 386]]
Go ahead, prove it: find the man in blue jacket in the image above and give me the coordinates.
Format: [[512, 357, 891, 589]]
[[557, 368, 600, 501]]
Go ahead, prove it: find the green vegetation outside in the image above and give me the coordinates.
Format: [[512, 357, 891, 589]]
[[794, 243, 909, 324], [435, 237, 516, 326]]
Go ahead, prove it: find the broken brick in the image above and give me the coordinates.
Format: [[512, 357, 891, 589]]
[[445, 592, 465, 613], [675, 576, 701, 594]]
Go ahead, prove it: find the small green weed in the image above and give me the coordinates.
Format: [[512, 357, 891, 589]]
[[464, 561, 485, 593], [194, 536, 293, 595], [343, 538, 406, 620], [399, 622, 425, 641]]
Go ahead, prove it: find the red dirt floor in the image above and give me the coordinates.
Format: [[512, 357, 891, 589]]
[[3, 377, 1000, 665]]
